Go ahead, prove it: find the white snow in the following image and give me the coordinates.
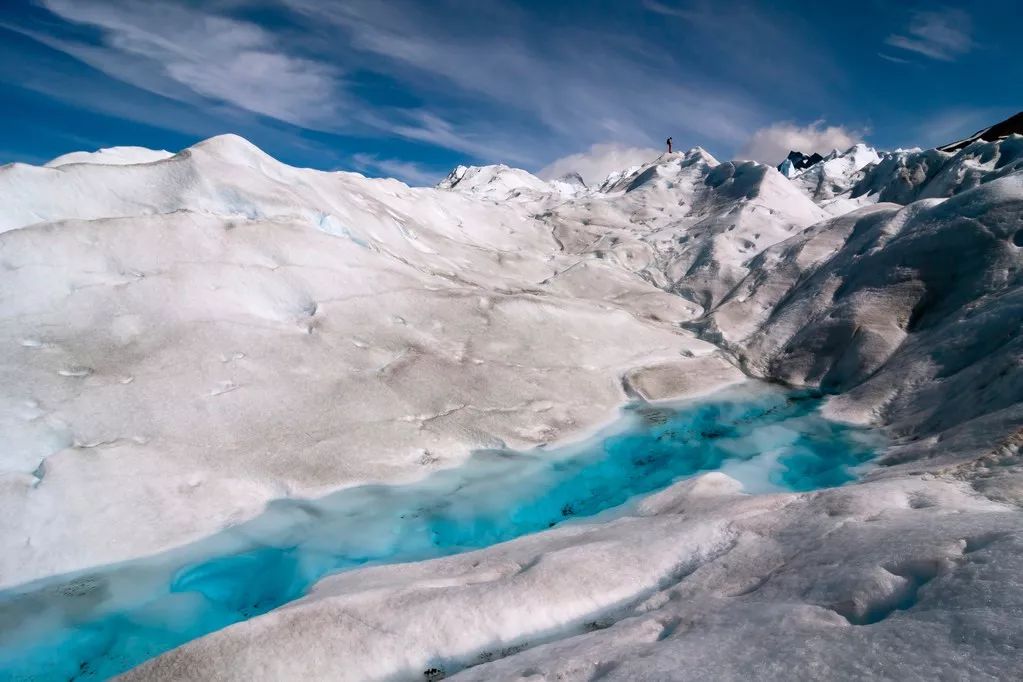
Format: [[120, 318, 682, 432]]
[[44, 145, 174, 168], [0, 135, 730, 585], [848, 135, 1023, 205], [127, 474, 1021, 682], [787, 143, 881, 213], [546, 149, 828, 311], [2, 131, 1022, 680], [437, 163, 563, 201]]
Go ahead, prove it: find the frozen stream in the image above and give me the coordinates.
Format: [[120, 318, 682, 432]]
[[0, 383, 884, 680]]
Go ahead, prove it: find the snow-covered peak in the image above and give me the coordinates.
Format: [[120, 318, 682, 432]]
[[1, 135, 409, 234], [599, 147, 720, 194], [841, 143, 881, 169], [597, 164, 643, 191], [42, 134, 280, 171], [437, 164, 470, 187], [697, 161, 829, 235], [45, 146, 174, 168], [543, 151, 826, 312], [683, 146, 718, 165], [787, 142, 881, 206], [804, 143, 879, 178], [437, 163, 555, 200], [185, 133, 284, 169]]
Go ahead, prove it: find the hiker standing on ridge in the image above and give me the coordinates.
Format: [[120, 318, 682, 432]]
[[666, 136, 673, 153]]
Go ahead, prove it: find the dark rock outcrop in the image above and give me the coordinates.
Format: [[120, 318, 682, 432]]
[[938, 111, 1023, 153], [779, 150, 825, 173]]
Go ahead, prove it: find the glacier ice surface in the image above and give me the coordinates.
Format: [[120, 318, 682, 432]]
[[0, 383, 882, 680]]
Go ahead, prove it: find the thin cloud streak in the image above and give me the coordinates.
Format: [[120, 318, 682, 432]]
[[877, 53, 910, 64], [282, 0, 768, 165], [3, 0, 933, 176], [350, 152, 442, 186], [912, 107, 1008, 148], [35, 0, 346, 128], [12, 0, 775, 170], [885, 9, 973, 61], [386, 110, 538, 167]]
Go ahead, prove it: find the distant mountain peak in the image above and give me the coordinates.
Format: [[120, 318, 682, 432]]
[[436, 163, 556, 200]]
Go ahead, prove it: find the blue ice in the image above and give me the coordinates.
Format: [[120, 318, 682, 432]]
[[0, 383, 883, 680]]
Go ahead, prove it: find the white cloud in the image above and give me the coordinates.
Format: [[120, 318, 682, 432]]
[[387, 110, 536, 166], [36, 0, 344, 128], [641, 1, 702, 21], [737, 121, 864, 165], [283, 0, 764, 165], [877, 52, 910, 64], [13, 0, 845, 171], [538, 143, 661, 186], [885, 9, 973, 61], [350, 152, 442, 186]]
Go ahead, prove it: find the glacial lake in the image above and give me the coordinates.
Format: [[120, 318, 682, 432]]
[[0, 383, 884, 680]]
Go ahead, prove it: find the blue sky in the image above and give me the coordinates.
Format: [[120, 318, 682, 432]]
[[0, 0, 1019, 184]]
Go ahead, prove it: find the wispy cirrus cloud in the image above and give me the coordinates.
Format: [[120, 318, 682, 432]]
[[13, 0, 995, 179], [28, 0, 345, 129], [641, 0, 704, 21], [877, 52, 910, 64], [282, 0, 767, 164], [885, 9, 973, 61], [11, 0, 779, 170], [386, 110, 538, 167], [350, 152, 442, 186], [912, 107, 1010, 148]]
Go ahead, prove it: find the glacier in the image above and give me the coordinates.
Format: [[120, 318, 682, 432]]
[[0, 385, 882, 680], [0, 129, 1021, 680]]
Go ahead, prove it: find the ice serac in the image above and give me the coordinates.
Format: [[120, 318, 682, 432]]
[[788, 143, 880, 204], [850, 135, 1023, 205], [544, 148, 827, 312], [783, 135, 1023, 217], [702, 171, 1023, 475]]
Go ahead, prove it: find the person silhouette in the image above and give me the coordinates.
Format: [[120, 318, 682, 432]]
[[666, 137, 673, 153]]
